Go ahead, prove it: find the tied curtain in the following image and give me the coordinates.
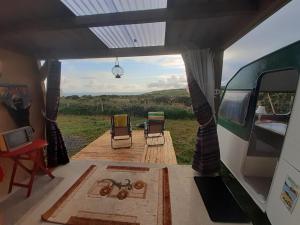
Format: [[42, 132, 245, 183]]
[[182, 49, 223, 175], [42, 60, 69, 167]]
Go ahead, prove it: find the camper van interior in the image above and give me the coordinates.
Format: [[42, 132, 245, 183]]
[[218, 41, 300, 213], [244, 69, 299, 203]]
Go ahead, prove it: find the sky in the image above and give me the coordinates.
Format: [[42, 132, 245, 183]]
[[61, 0, 300, 96]]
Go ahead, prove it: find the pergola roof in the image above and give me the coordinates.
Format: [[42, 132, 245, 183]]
[[0, 0, 290, 59]]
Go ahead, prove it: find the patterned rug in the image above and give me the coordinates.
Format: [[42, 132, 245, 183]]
[[42, 165, 171, 225]]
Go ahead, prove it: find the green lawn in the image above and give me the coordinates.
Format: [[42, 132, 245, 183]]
[[57, 114, 198, 164]]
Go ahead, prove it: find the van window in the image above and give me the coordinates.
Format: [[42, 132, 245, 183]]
[[258, 92, 295, 115], [219, 90, 251, 125]]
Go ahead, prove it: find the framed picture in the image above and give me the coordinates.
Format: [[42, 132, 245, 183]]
[[280, 176, 299, 213], [0, 84, 31, 127]]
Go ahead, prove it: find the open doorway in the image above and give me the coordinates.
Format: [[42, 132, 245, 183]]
[[242, 69, 299, 203], [56, 56, 198, 164]]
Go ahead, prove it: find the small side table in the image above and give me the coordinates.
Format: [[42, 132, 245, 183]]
[[0, 139, 54, 197]]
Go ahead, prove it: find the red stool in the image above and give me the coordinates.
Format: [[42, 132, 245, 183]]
[[0, 139, 54, 197]]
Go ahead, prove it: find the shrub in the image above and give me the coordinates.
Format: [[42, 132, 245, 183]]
[[59, 93, 194, 119]]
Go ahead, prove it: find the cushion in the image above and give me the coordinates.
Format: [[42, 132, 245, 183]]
[[113, 114, 128, 127], [148, 112, 164, 121]]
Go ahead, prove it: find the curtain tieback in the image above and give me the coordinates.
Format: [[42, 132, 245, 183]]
[[41, 111, 57, 123], [199, 116, 214, 127], [214, 89, 221, 96]]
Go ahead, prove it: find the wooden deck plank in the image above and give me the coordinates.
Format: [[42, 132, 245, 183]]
[[72, 130, 177, 165]]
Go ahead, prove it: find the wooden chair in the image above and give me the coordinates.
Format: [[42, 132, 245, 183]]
[[144, 112, 165, 145], [111, 114, 132, 149]]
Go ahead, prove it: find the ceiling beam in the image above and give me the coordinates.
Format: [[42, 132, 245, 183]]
[[33, 46, 186, 60], [0, 1, 257, 34]]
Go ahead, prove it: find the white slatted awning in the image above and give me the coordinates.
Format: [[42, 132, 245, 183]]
[[90, 22, 165, 48], [61, 0, 167, 15], [0, 0, 290, 59], [61, 0, 167, 48]]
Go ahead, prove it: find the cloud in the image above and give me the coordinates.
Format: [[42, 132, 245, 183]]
[[125, 54, 185, 69], [60, 53, 187, 94], [147, 74, 187, 90], [62, 54, 185, 70], [61, 67, 153, 94], [62, 58, 115, 64], [62, 71, 188, 94], [79, 76, 98, 80], [62, 75, 147, 93]]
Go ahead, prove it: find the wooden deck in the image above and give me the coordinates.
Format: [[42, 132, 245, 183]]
[[72, 130, 177, 164]]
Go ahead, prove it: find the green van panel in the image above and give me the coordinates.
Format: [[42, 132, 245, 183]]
[[218, 41, 300, 140]]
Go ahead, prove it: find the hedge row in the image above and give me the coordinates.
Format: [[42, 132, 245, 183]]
[[59, 103, 194, 119]]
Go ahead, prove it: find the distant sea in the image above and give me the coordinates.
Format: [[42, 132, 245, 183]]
[[62, 91, 145, 96]]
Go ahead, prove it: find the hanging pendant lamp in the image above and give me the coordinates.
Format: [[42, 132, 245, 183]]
[[112, 57, 124, 79]]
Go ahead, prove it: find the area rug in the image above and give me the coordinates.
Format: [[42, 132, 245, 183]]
[[194, 176, 250, 223], [42, 165, 171, 225]]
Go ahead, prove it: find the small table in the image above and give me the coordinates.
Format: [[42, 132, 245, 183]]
[[0, 139, 54, 197]]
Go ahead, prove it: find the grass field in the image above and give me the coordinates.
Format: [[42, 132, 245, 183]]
[[57, 114, 198, 164]]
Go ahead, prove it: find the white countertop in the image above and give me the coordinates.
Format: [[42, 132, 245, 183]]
[[255, 122, 287, 136]]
